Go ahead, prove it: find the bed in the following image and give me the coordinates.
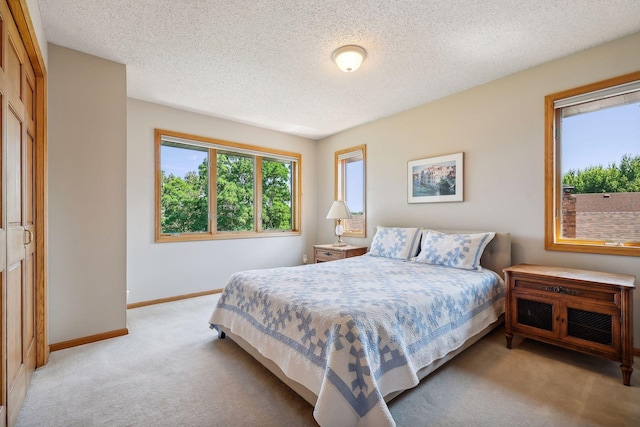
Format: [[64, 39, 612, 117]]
[[209, 228, 511, 427]]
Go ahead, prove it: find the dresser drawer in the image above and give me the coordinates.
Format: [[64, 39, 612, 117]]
[[513, 278, 617, 305]]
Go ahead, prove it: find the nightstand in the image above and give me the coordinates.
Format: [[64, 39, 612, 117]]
[[313, 244, 367, 263], [503, 264, 635, 385]]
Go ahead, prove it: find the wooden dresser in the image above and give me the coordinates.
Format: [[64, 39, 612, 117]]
[[503, 264, 635, 385], [313, 244, 367, 263]]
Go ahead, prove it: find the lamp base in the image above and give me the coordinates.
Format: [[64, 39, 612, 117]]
[[333, 222, 347, 247], [333, 231, 347, 247]]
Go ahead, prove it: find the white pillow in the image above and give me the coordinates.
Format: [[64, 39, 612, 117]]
[[413, 230, 495, 270], [368, 226, 422, 260]]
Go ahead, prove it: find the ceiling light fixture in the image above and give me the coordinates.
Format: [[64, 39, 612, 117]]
[[332, 45, 366, 73]]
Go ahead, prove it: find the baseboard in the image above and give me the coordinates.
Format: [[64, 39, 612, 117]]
[[49, 290, 222, 352], [50, 328, 129, 352], [127, 288, 222, 309]]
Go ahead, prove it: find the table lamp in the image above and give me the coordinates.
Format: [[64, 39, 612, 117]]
[[326, 200, 353, 246]]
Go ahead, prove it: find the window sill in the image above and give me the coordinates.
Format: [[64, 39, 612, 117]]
[[546, 240, 640, 257], [156, 230, 301, 243]]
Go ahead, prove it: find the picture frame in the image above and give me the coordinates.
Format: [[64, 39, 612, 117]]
[[408, 152, 463, 203]]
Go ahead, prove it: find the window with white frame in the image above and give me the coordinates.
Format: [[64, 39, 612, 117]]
[[156, 129, 301, 242], [545, 72, 640, 256]]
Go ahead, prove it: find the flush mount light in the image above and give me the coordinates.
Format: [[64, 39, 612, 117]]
[[332, 45, 366, 72]]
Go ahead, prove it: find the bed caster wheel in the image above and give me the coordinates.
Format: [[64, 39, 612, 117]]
[[218, 330, 226, 339]]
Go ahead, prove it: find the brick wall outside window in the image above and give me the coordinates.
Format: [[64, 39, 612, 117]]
[[562, 192, 640, 241]]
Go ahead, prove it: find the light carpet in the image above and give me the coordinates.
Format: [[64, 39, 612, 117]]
[[17, 294, 639, 426]]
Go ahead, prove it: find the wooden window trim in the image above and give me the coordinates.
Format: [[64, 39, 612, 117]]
[[256, 156, 264, 233], [544, 71, 640, 257], [155, 129, 301, 242], [334, 144, 366, 238]]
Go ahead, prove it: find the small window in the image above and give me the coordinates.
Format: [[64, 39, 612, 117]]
[[160, 142, 210, 234], [156, 129, 301, 242], [261, 158, 294, 231], [216, 152, 255, 232], [545, 71, 640, 256], [335, 145, 366, 237]]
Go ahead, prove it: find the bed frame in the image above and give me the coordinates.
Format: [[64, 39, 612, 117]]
[[216, 231, 511, 407]]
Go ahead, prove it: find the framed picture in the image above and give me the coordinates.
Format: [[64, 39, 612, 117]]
[[408, 152, 463, 203]]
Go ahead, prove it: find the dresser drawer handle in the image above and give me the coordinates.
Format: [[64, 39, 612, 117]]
[[324, 251, 334, 256], [541, 285, 580, 296]]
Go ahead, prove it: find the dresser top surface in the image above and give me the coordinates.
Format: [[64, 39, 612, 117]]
[[504, 263, 635, 288]]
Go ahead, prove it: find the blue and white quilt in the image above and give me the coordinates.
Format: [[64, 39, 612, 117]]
[[209, 255, 504, 427]]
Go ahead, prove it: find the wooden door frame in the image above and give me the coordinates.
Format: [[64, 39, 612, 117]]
[[7, 0, 48, 366]]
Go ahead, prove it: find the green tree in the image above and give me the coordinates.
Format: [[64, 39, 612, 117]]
[[262, 160, 292, 230], [161, 162, 208, 233], [563, 154, 640, 194], [216, 153, 254, 231], [161, 153, 294, 233]]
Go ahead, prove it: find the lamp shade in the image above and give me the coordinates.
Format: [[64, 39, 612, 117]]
[[326, 200, 353, 220], [332, 45, 366, 72]]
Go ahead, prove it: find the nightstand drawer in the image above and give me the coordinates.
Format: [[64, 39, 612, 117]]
[[313, 244, 367, 263], [315, 249, 343, 262]]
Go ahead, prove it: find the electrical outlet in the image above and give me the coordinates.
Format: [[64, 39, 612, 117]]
[[302, 254, 308, 264]]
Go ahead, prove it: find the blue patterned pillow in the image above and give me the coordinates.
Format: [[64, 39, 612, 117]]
[[368, 226, 422, 260], [413, 230, 495, 270]]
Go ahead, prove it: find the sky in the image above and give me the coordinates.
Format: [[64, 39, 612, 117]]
[[561, 101, 640, 173], [161, 145, 207, 178], [345, 160, 364, 212]]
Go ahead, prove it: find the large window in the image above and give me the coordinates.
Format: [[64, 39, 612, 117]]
[[156, 129, 301, 242], [545, 71, 640, 256], [335, 145, 366, 237]]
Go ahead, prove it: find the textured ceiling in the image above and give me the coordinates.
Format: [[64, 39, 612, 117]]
[[36, 0, 640, 140]]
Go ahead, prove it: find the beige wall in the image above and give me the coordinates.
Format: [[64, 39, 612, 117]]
[[317, 31, 640, 343], [48, 44, 127, 343], [126, 99, 318, 303]]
